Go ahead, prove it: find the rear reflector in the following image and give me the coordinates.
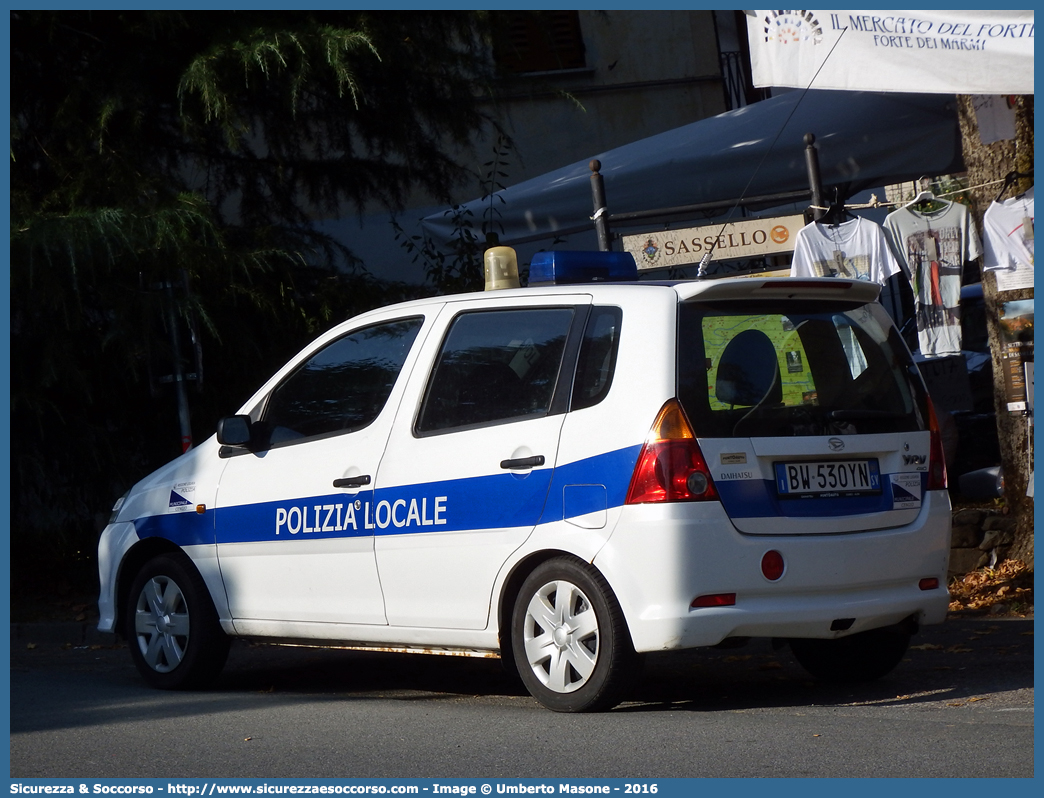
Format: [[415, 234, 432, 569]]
[[691, 593, 736, 608], [919, 578, 940, 591], [761, 550, 785, 581]]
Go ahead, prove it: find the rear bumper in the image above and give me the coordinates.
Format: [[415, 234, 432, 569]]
[[593, 491, 951, 652], [616, 585, 948, 651]]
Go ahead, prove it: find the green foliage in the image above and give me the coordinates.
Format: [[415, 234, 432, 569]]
[[392, 207, 485, 296], [9, 10, 497, 581], [178, 26, 379, 130], [391, 135, 516, 293]]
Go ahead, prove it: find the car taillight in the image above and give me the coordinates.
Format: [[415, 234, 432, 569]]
[[625, 399, 717, 504], [925, 396, 948, 490]]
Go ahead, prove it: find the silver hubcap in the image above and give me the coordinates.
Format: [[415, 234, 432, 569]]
[[134, 575, 190, 673], [523, 579, 599, 693]]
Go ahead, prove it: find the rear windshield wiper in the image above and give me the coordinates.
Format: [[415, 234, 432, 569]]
[[827, 409, 908, 420]]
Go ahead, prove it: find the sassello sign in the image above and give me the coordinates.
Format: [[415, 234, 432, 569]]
[[623, 214, 805, 270]]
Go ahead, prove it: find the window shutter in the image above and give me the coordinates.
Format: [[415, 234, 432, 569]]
[[496, 11, 586, 73]]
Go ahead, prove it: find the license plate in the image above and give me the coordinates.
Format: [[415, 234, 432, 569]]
[[774, 459, 881, 498]]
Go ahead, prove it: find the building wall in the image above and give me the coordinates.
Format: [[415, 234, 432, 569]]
[[331, 10, 736, 283], [480, 10, 728, 186]]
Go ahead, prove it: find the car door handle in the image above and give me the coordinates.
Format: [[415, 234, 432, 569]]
[[333, 475, 371, 488], [500, 455, 545, 469]]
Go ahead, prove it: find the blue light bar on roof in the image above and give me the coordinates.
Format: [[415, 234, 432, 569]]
[[528, 250, 638, 286]]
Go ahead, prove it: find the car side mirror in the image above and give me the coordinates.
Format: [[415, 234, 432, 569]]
[[958, 466, 1004, 500], [217, 415, 253, 447]]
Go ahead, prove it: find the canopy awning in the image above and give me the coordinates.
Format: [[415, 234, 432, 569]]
[[421, 90, 962, 248]]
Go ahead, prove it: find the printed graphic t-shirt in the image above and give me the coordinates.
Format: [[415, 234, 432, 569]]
[[884, 202, 982, 357], [789, 217, 901, 285]]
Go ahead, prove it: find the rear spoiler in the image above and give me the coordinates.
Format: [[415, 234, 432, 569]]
[[674, 277, 882, 303]]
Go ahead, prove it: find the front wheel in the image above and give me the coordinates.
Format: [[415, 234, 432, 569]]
[[790, 627, 911, 682], [511, 557, 637, 712], [125, 552, 230, 689]]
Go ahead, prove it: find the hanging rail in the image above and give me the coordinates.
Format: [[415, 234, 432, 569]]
[[590, 133, 826, 251]]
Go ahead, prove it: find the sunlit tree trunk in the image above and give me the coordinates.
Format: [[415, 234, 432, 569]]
[[955, 95, 1034, 569]]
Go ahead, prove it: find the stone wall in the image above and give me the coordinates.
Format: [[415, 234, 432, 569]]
[[949, 508, 1017, 576]]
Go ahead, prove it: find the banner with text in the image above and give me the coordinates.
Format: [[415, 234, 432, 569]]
[[747, 10, 1033, 94], [623, 215, 805, 271]]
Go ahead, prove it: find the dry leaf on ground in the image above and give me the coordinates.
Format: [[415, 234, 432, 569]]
[[948, 560, 1034, 615]]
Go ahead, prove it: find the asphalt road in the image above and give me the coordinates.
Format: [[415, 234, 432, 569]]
[[9, 614, 1033, 779]]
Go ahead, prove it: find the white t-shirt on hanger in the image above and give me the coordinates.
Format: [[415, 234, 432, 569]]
[[983, 185, 1034, 271], [790, 216, 901, 285], [884, 201, 982, 357]]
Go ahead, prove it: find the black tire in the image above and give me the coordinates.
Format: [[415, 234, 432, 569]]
[[790, 627, 911, 683], [125, 552, 230, 689], [511, 556, 637, 712]]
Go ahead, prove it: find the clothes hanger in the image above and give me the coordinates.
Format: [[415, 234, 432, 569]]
[[819, 188, 851, 226], [994, 169, 1034, 203], [903, 177, 950, 214]]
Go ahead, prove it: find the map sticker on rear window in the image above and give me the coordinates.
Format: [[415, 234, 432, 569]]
[[890, 473, 922, 510]]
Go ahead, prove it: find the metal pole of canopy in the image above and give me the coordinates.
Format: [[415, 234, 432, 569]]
[[804, 133, 825, 221], [589, 160, 612, 252]]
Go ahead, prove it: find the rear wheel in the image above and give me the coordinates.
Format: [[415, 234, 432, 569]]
[[511, 557, 637, 712], [125, 552, 230, 689], [790, 627, 911, 682]]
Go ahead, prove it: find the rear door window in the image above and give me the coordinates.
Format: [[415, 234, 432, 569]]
[[571, 306, 622, 411], [417, 307, 574, 433], [679, 301, 924, 438]]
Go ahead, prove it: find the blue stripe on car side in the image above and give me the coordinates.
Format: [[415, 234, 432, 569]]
[[539, 445, 643, 524], [133, 446, 926, 544], [131, 446, 642, 546], [210, 469, 555, 544], [135, 511, 214, 548], [370, 470, 555, 535]]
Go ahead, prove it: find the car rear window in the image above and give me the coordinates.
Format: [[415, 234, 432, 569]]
[[678, 300, 925, 438]]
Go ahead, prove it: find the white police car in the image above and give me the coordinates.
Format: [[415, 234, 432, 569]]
[[98, 248, 951, 712]]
